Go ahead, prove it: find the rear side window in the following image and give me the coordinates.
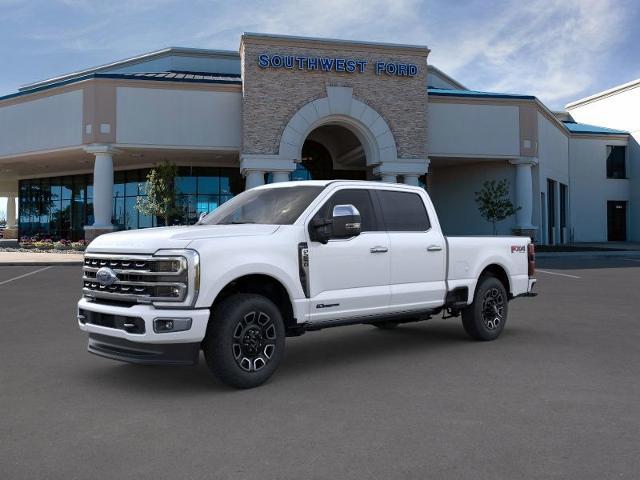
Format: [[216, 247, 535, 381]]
[[377, 190, 430, 231], [318, 189, 381, 231]]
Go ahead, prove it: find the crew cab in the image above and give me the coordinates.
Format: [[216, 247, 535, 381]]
[[78, 180, 537, 388]]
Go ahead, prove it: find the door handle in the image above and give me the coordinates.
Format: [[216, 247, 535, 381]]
[[427, 244, 443, 252], [370, 246, 388, 254]]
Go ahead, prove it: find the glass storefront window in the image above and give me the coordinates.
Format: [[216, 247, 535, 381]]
[[18, 166, 242, 240]]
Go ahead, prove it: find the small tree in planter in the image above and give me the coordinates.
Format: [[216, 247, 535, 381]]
[[135, 161, 179, 226], [474, 179, 520, 235]]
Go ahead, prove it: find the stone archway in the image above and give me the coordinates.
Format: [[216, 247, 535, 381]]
[[240, 85, 429, 188], [278, 86, 398, 168]]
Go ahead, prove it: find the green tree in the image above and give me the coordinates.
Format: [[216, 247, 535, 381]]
[[135, 161, 179, 226], [474, 179, 520, 235]]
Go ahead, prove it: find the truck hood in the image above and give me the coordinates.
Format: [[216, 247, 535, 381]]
[[86, 224, 280, 254]]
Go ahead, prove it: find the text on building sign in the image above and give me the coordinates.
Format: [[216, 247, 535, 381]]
[[257, 54, 418, 77]]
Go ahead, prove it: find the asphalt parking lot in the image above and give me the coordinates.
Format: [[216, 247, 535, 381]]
[[1, 257, 639, 479]]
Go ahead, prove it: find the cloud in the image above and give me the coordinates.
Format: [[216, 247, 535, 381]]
[[423, 0, 632, 107], [186, 0, 634, 107], [1, 0, 636, 108]]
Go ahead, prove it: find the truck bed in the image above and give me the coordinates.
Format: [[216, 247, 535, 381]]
[[445, 236, 532, 300]]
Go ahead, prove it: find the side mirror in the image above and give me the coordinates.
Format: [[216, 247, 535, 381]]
[[197, 211, 207, 224], [331, 204, 361, 239]]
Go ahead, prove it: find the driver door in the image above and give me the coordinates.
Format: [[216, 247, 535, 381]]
[[305, 188, 391, 323]]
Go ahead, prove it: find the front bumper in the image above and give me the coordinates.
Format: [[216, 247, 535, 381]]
[[88, 333, 200, 365], [78, 298, 209, 344], [78, 298, 210, 363]]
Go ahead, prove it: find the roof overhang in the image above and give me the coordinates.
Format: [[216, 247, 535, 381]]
[[565, 78, 640, 109], [19, 47, 240, 93]]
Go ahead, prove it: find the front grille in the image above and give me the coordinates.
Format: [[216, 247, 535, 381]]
[[79, 309, 145, 334], [83, 253, 189, 305]]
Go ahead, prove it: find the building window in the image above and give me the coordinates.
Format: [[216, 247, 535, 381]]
[[606, 146, 626, 179], [18, 166, 243, 240]]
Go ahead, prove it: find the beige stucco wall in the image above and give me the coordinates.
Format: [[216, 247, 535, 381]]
[[116, 86, 242, 148], [240, 35, 429, 160], [0, 89, 83, 157]]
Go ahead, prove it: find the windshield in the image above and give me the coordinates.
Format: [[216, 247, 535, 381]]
[[199, 185, 325, 225]]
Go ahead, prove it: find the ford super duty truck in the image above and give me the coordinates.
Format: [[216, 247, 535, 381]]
[[78, 180, 537, 388]]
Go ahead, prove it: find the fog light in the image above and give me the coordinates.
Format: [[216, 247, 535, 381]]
[[153, 317, 192, 333]]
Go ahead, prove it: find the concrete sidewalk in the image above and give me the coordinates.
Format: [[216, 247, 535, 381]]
[[0, 251, 83, 266]]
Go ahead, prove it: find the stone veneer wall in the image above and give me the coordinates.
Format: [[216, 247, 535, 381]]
[[240, 36, 429, 160]]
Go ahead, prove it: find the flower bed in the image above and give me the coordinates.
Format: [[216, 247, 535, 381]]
[[0, 237, 88, 254]]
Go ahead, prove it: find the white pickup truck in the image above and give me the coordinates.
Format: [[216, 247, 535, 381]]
[[78, 180, 536, 388]]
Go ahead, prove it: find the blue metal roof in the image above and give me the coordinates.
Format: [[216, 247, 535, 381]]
[[428, 87, 536, 100], [562, 121, 628, 135], [0, 71, 242, 102]]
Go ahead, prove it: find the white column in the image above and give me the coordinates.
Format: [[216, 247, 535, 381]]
[[244, 170, 265, 190], [271, 171, 290, 183], [381, 174, 397, 183], [403, 174, 420, 187], [84, 145, 117, 231], [509, 158, 537, 230], [240, 154, 295, 191], [6, 195, 16, 229]]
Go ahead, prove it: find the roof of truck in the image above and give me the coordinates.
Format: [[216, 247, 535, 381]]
[[256, 179, 424, 191]]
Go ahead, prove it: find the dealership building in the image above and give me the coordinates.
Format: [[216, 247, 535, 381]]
[[0, 33, 636, 243]]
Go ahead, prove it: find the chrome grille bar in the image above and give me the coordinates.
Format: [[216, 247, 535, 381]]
[[83, 253, 189, 304]]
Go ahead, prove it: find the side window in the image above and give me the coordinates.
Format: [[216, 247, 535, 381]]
[[606, 145, 626, 179], [377, 190, 430, 231], [318, 189, 380, 232]]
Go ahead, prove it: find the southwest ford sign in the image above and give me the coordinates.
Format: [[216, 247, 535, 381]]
[[257, 54, 418, 77]]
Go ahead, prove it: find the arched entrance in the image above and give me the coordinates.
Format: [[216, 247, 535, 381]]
[[241, 86, 427, 189], [298, 124, 368, 181], [278, 87, 399, 172]]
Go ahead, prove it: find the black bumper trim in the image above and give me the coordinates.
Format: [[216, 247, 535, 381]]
[[88, 333, 200, 366]]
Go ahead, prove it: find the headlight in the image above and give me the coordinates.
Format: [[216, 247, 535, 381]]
[[151, 249, 200, 309]]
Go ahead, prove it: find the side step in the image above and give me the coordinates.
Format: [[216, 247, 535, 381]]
[[288, 309, 437, 335]]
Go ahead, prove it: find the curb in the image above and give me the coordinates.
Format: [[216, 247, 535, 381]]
[[537, 251, 640, 258]]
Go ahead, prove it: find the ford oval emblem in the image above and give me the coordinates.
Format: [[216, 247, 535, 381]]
[[95, 267, 118, 287]]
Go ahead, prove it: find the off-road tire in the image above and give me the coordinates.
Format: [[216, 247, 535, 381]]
[[462, 275, 508, 341], [203, 293, 285, 388]]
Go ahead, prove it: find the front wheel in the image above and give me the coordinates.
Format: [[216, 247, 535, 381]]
[[462, 276, 508, 341], [203, 293, 285, 388]]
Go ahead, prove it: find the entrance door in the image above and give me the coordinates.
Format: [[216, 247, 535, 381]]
[[547, 179, 556, 244], [607, 201, 627, 241]]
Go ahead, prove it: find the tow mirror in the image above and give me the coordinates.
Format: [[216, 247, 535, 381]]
[[331, 204, 361, 239]]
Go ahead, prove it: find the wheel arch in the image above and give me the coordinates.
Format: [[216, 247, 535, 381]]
[[210, 273, 296, 330], [478, 263, 512, 297]]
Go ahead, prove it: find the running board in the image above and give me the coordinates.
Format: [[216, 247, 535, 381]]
[[295, 309, 438, 333]]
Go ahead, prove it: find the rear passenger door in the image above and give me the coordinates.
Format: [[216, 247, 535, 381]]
[[375, 189, 447, 311]]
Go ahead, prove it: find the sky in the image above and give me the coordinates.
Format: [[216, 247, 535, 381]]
[[0, 0, 639, 216]]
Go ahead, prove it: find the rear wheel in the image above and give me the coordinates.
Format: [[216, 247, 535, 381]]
[[203, 293, 285, 388], [462, 275, 508, 341]]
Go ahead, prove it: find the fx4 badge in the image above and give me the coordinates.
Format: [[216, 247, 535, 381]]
[[511, 245, 526, 253]]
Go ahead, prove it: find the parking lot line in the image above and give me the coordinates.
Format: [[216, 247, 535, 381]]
[[0, 266, 52, 286], [536, 269, 581, 279]]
